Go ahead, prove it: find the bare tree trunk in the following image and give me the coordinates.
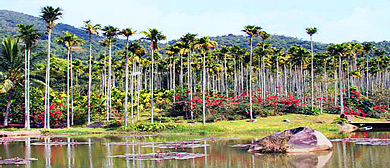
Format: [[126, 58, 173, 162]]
[[3, 90, 13, 126]]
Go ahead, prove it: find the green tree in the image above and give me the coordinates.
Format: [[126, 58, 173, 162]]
[[82, 20, 101, 125], [242, 25, 262, 120], [57, 31, 84, 128], [179, 33, 197, 119], [142, 28, 166, 123], [40, 6, 63, 129], [120, 28, 137, 126], [306, 27, 318, 109], [15, 24, 41, 129], [0, 37, 23, 126], [194, 36, 217, 125], [102, 25, 119, 121]]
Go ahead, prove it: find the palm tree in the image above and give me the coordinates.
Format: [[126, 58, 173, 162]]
[[259, 31, 272, 98], [142, 28, 166, 123], [15, 24, 41, 129], [179, 33, 197, 119], [102, 25, 119, 121], [306, 27, 317, 109], [82, 20, 101, 125], [194, 36, 217, 125], [120, 28, 137, 126], [57, 31, 84, 128], [40, 6, 63, 129], [128, 41, 145, 123], [0, 37, 23, 126], [242, 25, 262, 120], [362, 42, 373, 96]]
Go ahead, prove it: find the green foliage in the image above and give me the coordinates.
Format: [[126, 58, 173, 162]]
[[130, 122, 177, 132], [332, 117, 348, 124]]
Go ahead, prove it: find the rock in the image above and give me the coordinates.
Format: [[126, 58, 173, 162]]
[[283, 119, 291, 123], [86, 122, 104, 128], [247, 119, 257, 123], [247, 127, 332, 153], [338, 123, 358, 133], [175, 120, 183, 123]]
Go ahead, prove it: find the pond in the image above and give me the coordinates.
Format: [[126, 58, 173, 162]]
[[0, 132, 389, 168]]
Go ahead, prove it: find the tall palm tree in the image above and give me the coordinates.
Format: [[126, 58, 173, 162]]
[[57, 31, 84, 128], [128, 41, 145, 123], [259, 31, 272, 98], [179, 33, 197, 119], [0, 37, 24, 126], [142, 28, 166, 123], [306, 27, 317, 109], [194, 36, 217, 125], [15, 24, 41, 129], [82, 20, 101, 125], [40, 6, 62, 129], [242, 25, 262, 120], [102, 25, 119, 121], [362, 42, 373, 96], [120, 28, 137, 126]]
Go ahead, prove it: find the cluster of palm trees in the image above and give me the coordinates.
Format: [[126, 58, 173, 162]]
[[1, 6, 389, 129]]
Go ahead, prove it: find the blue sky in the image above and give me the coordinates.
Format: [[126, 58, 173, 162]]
[[1, 0, 389, 43]]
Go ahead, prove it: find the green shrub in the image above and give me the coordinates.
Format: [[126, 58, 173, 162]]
[[130, 122, 178, 132]]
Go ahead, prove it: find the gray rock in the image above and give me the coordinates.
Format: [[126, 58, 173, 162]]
[[247, 127, 332, 153]]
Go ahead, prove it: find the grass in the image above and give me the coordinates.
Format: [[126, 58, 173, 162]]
[[162, 114, 386, 138], [0, 114, 387, 139]]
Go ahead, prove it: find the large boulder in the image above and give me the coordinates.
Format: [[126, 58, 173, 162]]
[[247, 127, 332, 153]]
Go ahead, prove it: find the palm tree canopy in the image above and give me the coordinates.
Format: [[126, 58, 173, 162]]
[[242, 25, 262, 37], [260, 31, 272, 41], [120, 28, 137, 39], [194, 36, 218, 54], [83, 20, 101, 36], [102, 25, 120, 41], [15, 24, 41, 48], [40, 6, 63, 32], [56, 31, 84, 50], [141, 28, 166, 51], [0, 37, 23, 82], [306, 27, 318, 36], [128, 41, 146, 56], [179, 33, 198, 49], [99, 39, 110, 47]]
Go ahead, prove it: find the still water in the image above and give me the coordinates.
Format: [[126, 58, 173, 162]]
[[1, 132, 389, 168]]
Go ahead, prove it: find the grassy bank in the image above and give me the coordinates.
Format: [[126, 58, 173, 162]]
[[1, 114, 386, 139], [162, 114, 383, 138]]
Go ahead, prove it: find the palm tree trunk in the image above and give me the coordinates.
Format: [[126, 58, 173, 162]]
[[151, 49, 154, 123], [3, 90, 13, 126], [310, 36, 314, 109], [249, 37, 253, 120], [26, 49, 31, 129], [24, 47, 30, 129], [339, 56, 344, 114], [180, 54, 183, 89], [87, 34, 93, 125], [202, 52, 206, 125], [124, 38, 129, 126], [188, 52, 193, 119], [173, 58, 176, 103], [131, 60, 135, 124], [107, 41, 112, 121], [70, 53, 74, 126], [66, 49, 70, 128], [44, 29, 52, 129], [224, 54, 228, 97]]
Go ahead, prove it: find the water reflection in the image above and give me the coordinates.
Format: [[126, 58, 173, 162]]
[[0, 132, 389, 167]]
